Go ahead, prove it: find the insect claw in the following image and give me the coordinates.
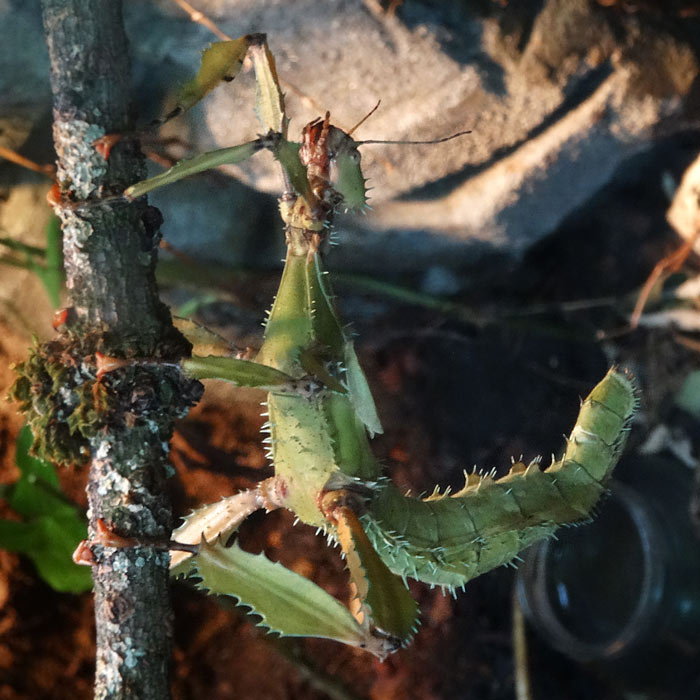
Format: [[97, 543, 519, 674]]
[[72, 539, 96, 566]]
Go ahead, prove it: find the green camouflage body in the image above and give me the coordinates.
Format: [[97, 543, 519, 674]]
[[255, 228, 380, 529], [362, 369, 636, 589]]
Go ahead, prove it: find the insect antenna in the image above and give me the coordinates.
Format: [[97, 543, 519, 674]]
[[347, 100, 382, 136], [344, 100, 470, 147], [355, 130, 471, 147]]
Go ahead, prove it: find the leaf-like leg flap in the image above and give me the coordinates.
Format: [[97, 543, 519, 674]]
[[298, 347, 346, 394], [343, 342, 383, 438], [182, 355, 327, 399], [332, 148, 368, 212], [191, 538, 389, 655], [176, 38, 250, 116], [125, 140, 261, 199], [270, 139, 313, 203], [248, 35, 286, 136], [330, 499, 419, 648], [170, 476, 285, 572], [182, 355, 296, 387], [172, 317, 238, 358]]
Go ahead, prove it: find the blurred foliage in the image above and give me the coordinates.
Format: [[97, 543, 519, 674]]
[[0, 425, 91, 593], [0, 215, 63, 309]]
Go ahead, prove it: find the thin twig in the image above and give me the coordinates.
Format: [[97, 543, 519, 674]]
[[630, 225, 700, 328], [0, 145, 56, 176], [512, 586, 534, 700], [169, 0, 231, 41], [674, 332, 700, 354]]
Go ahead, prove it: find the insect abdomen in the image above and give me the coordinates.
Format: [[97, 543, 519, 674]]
[[363, 369, 637, 590]]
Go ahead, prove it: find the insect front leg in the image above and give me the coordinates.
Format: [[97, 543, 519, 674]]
[[170, 474, 288, 571]]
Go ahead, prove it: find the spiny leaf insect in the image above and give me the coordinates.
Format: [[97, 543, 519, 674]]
[[80, 33, 637, 659]]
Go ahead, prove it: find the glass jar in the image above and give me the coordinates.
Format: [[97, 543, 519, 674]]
[[517, 456, 700, 692]]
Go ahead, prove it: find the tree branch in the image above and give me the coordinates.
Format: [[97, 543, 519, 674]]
[[39, 1, 201, 697]]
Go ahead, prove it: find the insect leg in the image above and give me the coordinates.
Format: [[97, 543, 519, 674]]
[[170, 475, 287, 571]]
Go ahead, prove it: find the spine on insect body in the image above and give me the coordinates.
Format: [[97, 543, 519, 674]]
[[362, 368, 637, 590]]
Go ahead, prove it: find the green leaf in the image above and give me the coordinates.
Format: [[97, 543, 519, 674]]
[[125, 140, 261, 199], [0, 216, 63, 308], [0, 426, 91, 593], [11, 425, 65, 518], [37, 215, 64, 309], [15, 425, 59, 487], [192, 539, 368, 648], [0, 516, 91, 593], [675, 370, 700, 419], [174, 293, 218, 319], [0, 237, 46, 257], [177, 38, 249, 114]]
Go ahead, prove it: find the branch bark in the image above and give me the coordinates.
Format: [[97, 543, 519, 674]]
[[40, 1, 200, 697]]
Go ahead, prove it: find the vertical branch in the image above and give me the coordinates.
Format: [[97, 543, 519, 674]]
[[40, 1, 200, 698]]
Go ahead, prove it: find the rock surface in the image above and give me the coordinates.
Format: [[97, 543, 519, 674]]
[[1, 0, 699, 289]]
